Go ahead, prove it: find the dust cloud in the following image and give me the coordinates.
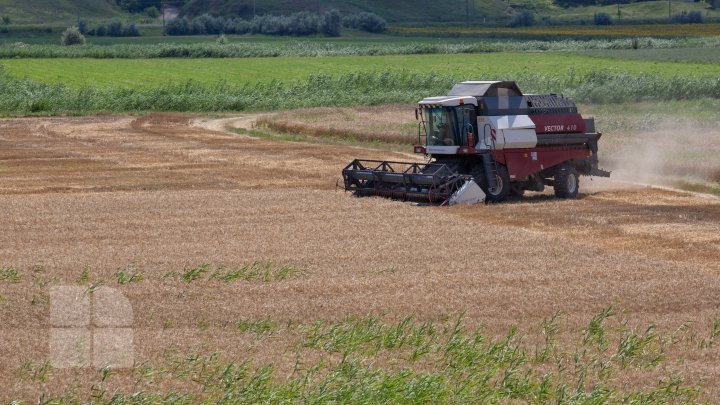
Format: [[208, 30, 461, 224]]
[[599, 121, 720, 189]]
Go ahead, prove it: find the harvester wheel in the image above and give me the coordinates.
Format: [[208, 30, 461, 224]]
[[510, 184, 525, 198], [554, 166, 579, 198], [484, 165, 511, 203]]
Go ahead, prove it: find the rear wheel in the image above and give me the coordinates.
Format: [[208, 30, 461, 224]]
[[554, 165, 579, 198], [510, 184, 525, 198], [476, 164, 511, 203]]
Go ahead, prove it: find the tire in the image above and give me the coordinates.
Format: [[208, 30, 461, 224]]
[[480, 165, 511, 203], [510, 184, 525, 198], [554, 165, 579, 199]]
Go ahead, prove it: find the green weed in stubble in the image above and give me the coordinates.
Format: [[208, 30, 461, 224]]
[[38, 307, 705, 402], [209, 261, 299, 282], [236, 316, 278, 338], [182, 263, 210, 283], [114, 262, 144, 285], [0, 266, 21, 282], [18, 360, 52, 383]]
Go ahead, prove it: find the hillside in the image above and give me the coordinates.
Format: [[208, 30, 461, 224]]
[[0, 0, 123, 24], [180, 0, 511, 24], [179, 0, 718, 24], [0, 0, 716, 27]]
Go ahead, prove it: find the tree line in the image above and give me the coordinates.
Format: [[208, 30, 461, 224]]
[[165, 11, 386, 36]]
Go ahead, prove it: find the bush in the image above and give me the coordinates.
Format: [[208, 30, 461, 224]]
[[123, 22, 140, 36], [192, 14, 224, 35], [107, 20, 123, 36], [166, 12, 343, 37], [671, 11, 703, 24], [77, 19, 88, 34], [165, 17, 190, 35], [89, 20, 140, 37], [687, 10, 703, 23], [118, 0, 160, 13], [145, 6, 160, 18], [287, 12, 319, 36], [594, 12, 612, 25], [509, 10, 535, 27], [343, 12, 386, 33], [320, 10, 341, 37], [94, 24, 107, 36], [61, 27, 86, 46], [224, 18, 251, 35]]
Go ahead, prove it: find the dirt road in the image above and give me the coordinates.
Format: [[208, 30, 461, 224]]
[[1, 114, 719, 398]]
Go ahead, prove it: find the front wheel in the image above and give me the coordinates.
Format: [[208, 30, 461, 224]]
[[554, 165, 579, 199], [480, 165, 511, 203]]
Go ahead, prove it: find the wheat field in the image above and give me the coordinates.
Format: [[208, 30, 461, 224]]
[[1, 114, 720, 400]]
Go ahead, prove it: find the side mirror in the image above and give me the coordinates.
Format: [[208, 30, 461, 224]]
[[414, 108, 419, 121]]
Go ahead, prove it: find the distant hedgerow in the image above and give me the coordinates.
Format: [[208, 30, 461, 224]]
[[594, 12, 612, 26], [342, 12, 386, 33], [165, 10, 343, 37], [88, 20, 141, 37], [509, 10, 535, 27], [671, 11, 703, 24]]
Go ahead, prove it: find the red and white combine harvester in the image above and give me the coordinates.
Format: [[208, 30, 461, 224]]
[[342, 80, 610, 204]]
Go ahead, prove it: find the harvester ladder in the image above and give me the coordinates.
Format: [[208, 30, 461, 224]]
[[481, 123, 499, 190]]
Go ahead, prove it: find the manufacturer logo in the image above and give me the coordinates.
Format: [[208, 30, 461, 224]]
[[544, 124, 577, 132]]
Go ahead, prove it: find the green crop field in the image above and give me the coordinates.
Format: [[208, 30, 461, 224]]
[[582, 47, 720, 63], [4, 52, 720, 90]]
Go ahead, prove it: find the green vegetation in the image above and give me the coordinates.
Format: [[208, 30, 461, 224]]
[[0, 50, 717, 115], [2, 34, 719, 57], [0, 0, 123, 25], [23, 309, 707, 402], [2, 0, 717, 28], [4, 51, 719, 89], [1, 66, 719, 115], [177, 262, 300, 283], [583, 46, 720, 63], [178, 0, 509, 24], [165, 11, 345, 37], [114, 263, 144, 284], [0, 266, 21, 282], [60, 26, 85, 46], [544, 0, 720, 23]]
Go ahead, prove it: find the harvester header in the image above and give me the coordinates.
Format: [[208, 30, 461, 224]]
[[342, 80, 610, 204]]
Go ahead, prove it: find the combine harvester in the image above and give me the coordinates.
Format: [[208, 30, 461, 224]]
[[342, 81, 610, 204]]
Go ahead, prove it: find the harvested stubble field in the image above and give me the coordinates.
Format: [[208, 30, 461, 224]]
[[2, 113, 720, 400]]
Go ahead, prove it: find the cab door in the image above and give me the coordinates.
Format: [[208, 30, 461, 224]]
[[455, 105, 477, 147]]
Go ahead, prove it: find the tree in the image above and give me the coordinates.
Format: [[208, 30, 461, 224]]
[[594, 12, 612, 25], [61, 27, 86, 46], [509, 10, 535, 27], [165, 17, 190, 35], [117, 0, 161, 13], [342, 12, 386, 33], [319, 10, 341, 37], [144, 6, 160, 18]]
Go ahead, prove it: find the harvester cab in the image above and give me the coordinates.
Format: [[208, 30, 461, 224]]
[[342, 80, 610, 205]]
